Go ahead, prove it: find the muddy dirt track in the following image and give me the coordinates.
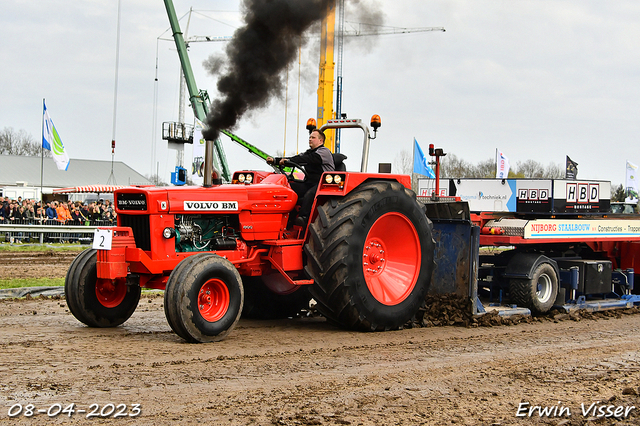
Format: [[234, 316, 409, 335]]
[[0, 250, 78, 280], [1, 250, 640, 425]]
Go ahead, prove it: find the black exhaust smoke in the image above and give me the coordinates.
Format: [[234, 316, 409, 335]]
[[202, 0, 334, 141]]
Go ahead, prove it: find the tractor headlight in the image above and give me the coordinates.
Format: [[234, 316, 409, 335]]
[[163, 227, 176, 239], [324, 174, 343, 185], [245, 173, 253, 183], [238, 174, 246, 183]]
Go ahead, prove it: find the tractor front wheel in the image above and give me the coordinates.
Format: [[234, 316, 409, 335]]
[[65, 249, 141, 327], [164, 254, 243, 343]]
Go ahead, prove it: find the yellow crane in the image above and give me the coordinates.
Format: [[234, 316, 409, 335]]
[[317, 0, 445, 153], [317, 1, 336, 151]]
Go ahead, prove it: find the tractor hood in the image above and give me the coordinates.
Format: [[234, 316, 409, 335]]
[[114, 175, 297, 215]]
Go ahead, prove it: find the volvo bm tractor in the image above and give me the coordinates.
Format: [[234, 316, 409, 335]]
[[65, 117, 438, 342]]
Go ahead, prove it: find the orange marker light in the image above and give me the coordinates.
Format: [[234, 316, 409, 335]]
[[370, 114, 381, 130], [306, 118, 317, 133]]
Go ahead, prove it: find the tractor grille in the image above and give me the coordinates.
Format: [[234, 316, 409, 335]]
[[119, 214, 151, 251]]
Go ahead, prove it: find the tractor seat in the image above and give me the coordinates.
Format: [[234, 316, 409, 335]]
[[333, 153, 347, 171]]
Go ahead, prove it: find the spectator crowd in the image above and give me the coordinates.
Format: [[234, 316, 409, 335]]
[[0, 196, 116, 243]]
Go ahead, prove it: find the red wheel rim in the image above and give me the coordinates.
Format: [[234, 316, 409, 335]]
[[95, 278, 127, 308], [363, 212, 421, 305], [198, 279, 230, 322]]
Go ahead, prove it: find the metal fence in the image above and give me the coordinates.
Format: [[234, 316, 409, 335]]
[[0, 219, 114, 244]]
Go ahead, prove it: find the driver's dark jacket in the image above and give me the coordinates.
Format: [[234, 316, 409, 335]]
[[274, 145, 335, 185]]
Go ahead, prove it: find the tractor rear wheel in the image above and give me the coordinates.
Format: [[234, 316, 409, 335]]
[[242, 275, 311, 319], [65, 249, 141, 327], [304, 180, 435, 331], [509, 262, 558, 313], [164, 254, 243, 343]]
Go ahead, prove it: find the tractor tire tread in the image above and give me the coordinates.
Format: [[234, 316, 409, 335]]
[[164, 253, 211, 338], [305, 180, 434, 331], [65, 249, 140, 328]]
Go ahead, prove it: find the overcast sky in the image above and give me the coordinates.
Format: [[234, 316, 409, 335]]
[[2, 0, 639, 187]]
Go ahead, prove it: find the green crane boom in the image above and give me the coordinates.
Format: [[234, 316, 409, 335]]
[[220, 130, 273, 161]]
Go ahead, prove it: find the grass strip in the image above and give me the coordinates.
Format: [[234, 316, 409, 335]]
[[0, 243, 86, 252], [0, 278, 65, 289]]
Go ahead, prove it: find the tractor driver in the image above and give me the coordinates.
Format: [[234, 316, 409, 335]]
[[267, 129, 334, 226]]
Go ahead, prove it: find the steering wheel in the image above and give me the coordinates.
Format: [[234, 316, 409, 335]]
[[275, 160, 307, 182]]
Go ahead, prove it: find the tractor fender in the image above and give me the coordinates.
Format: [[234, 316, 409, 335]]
[[502, 252, 560, 281], [310, 176, 415, 233]]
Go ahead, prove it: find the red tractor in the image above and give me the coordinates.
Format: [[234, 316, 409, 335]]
[[65, 118, 436, 342]]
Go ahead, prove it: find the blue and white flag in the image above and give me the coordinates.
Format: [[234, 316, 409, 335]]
[[191, 119, 206, 186], [413, 139, 435, 178], [626, 160, 638, 201], [42, 100, 70, 171], [496, 149, 510, 179]]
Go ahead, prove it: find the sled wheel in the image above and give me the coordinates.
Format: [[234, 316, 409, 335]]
[[304, 180, 435, 331], [242, 275, 312, 319], [164, 254, 243, 343], [509, 262, 558, 314], [65, 249, 140, 327]]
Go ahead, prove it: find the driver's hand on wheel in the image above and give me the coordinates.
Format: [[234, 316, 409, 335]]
[[267, 157, 286, 166]]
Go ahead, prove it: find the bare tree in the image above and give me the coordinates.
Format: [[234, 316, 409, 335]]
[[544, 162, 564, 179], [611, 184, 625, 202], [475, 158, 496, 178], [440, 154, 474, 178], [144, 174, 169, 186], [435, 153, 563, 180], [514, 159, 544, 178], [513, 159, 563, 178], [393, 149, 412, 174], [0, 127, 48, 156]]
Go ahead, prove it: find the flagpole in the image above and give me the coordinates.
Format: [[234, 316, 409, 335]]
[[40, 99, 45, 206], [412, 138, 415, 192], [107, 0, 122, 186], [626, 160, 630, 200], [495, 148, 498, 178]]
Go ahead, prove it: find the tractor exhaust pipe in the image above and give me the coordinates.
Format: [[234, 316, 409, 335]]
[[203, 139, 215, 187]]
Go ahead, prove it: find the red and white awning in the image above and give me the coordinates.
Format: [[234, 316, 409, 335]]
[[52, 185, 127, 194]]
